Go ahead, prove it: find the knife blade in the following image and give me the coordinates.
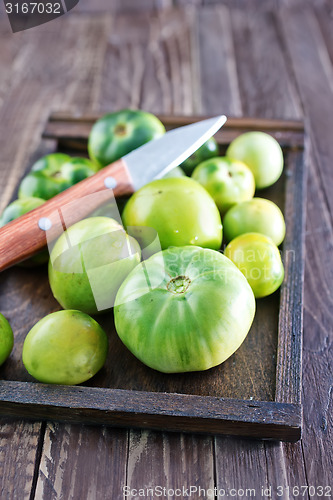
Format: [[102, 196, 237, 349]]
[[0, 115, 226, 271]]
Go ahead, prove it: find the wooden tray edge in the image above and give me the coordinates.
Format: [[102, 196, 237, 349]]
[[0, 113, 306, 442], [0, 381, 302, 441]]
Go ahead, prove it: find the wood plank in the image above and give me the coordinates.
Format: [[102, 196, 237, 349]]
[[176, 0, 203, 5], [35, 424, 128, 499], [275, 148, 306, 405], [277, 6, 333, 217], [230, 4, 302, 119], [196, 5, 242, 115], [215, 438, 270, 494], [276, 3, 333, 491], [0, 22, 27, 115], [126, 431, 214, 499], [97, 10, 196, 114], [314, 4, 333, 67], [0, 420, 44, 499], [97, 13, 150, 111], [75, 0, 172, 13], [299, 150, 333, 487]]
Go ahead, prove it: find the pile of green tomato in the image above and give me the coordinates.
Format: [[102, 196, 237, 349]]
[[0, 109, 286, 384]]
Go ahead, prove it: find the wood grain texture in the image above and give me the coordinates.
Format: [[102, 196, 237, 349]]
[[35, 423, 128, 499], [230, 4, 302, 120], [315, 4, 333, 67], [0, 420, 43, 500], [275, 148, 306, 405], [97, 10, 196, 115], [126, 430, 214, 497], [196, 6, 242, 116], [76, 0, 173, 12], [276, 2, 333, 492]]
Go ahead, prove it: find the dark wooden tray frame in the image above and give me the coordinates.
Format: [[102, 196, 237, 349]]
[[0, 113, 306, 441]]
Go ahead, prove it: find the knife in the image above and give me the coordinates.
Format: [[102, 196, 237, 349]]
[[0, 115, 227, 272]]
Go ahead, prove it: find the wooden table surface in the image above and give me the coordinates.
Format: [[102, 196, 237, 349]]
[[0, 1, 332, 498]]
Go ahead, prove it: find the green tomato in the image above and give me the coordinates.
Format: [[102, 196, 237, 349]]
[[18, 154, 97, 200], [49, 217, 141, 315], [223, 197, 286, 246], [0, 197, 49, 266], [114, 246, 255, 373], [0, 197, 45, 226], [226, 132, 284, 189], [180, 137, 219, 175], [224, 233, 284, 298], [0, 313, 14, 366], [88, 109, 166, 168], [192, 157, 255, 215], [162, 166, 186, 179], [122, 177, 222, 251], [22, 310, 108, 385]]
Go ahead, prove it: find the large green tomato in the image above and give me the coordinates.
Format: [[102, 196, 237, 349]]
[[18, 154, 98, 200], [223, 197, 286, 246], [226, 132, 284, 189], [114, 246, 255, 373], [49, 217, 141, 315], [192, 157, 255, 215], [22, 310, 108, 385], [180, 137, 219, 175], [224, 233, 284, 298], [122, 177, 222, 250], [88, 109, 166, 168], [0, 313, 14, 367], [0, 197, 48, 266]]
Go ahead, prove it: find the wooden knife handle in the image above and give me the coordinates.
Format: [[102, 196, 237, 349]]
[[0, 158, 134, 272]]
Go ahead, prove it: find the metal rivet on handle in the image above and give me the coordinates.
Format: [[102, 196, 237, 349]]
[[38, 217, 52, 231], [104, 177, 117, 189]]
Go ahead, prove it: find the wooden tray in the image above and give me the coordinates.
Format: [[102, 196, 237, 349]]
[[0, 113, 306, 441]]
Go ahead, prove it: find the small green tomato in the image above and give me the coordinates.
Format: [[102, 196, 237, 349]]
[[180, 137, 219, 175], [0, 313, 14, 366], [88, 109, 166, 168], [22, 310, 108, 385], [223, 198, 286, 245], [224, 233, 284, 298], [19, 155, 98, 200], [192, 157, 255, 215], [226, 132, 284, 189]]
